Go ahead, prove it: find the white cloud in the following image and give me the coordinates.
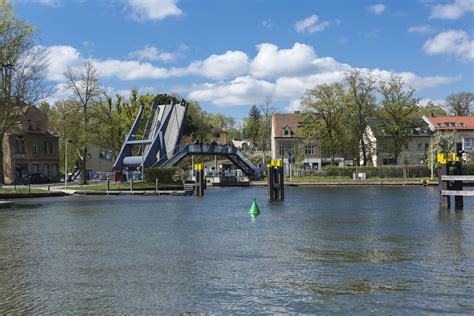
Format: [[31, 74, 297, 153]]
[[430, 0, 474, 19], [188, 76, 275, 107], [294, 15, 330, 34], [261, 19, 274, 29], [367, 4, 386, 15], [44, 45, 82, 81], [423, 30, 474, 61], [178, 50, 249, 80], [251, 43, 321, 78], [129, 45, 177, 63], [285, 99, 303, 113], [419, 98, 445, 107], [43, 43, 462, 108], [407, 25, 435, 34], [126, 0, 182, 21], [32, 0, 61, 7], [92, 59, 169, 80]]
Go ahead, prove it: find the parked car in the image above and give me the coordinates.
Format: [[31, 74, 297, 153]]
[[23, 173, 51, 184]]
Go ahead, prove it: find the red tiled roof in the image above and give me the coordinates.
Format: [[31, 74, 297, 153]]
[[272, 113, 298, 136], [424, 116, 474, 130]]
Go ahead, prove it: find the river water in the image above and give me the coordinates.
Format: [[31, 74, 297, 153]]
[[0, 186, 473, 313]]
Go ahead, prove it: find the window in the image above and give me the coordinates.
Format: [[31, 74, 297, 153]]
[[49, 141, 54, 154], [32, 141, 38, 154], [425, 143, 429, 150], [305, 145, 315, 155], [15, 139, 25, 154], [403, 143, 409, 150], [381, 143, 388, 151], [32, 164, 39, 173], [99, 150, 113, 161], [283, 129, 290, 136], [383, 158, 395, 165], [463, 138, 474, 152], [44, 141, 48, 153], [279, 143, 285, 157], [418, 143, 423, 150], [44, 164, 49, 176]]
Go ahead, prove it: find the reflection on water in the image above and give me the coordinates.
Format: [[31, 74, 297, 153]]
[[0, 187, 473, 313]]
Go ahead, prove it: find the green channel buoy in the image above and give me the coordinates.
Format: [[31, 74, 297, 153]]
[[249, 198, 260, 217]]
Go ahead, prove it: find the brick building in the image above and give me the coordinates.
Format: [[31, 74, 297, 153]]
[[2, 106, 60, 184]]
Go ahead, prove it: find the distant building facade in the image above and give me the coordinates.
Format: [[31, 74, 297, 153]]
[[423, 115, 474, 161], [211, 127, 227, 145], [86, 144, 115, 175], [364, 124, 432, 166], [2, 106, 60, 184], [271, 113, 321, 173]]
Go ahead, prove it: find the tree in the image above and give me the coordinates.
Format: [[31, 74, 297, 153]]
[[48, 99, 82, 175], [0, 0, 50, 182], [445, 92, 474, 116], [345, 69, 377, 165], [38, 101, 50, 118], [378, 74, 420, 165], [242, 105, 262, 145], [64, 62, 102, 184], [259, 96, 276, 159], [425, 130, 457, 178], [418, 100, 447, 117], [299, 83, 348, 164], [92, 93, 123, 158]]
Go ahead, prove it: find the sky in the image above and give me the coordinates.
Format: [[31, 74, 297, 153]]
[[14, 0, 474, 120]]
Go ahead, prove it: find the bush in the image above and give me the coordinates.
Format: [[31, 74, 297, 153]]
[[144, 167, 182, 184], [462, 163, 474, 175], [324, 165, 432, 178]]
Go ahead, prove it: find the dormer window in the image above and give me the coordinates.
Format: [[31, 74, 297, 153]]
[[281, 126, 292, 137]]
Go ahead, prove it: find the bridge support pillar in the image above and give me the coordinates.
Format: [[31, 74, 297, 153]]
[[268, 160, 284, 201]]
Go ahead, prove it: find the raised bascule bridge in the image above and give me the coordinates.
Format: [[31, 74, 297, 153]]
[[113, 98, 260, 179]]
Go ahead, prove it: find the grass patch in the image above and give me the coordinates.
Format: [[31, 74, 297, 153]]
[[0, 188, 48, 193]]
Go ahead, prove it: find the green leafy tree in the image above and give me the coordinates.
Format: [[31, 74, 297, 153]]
[[345, 69, 377, 165], [418, 100, 447, 117], [48, 99, 83, 175], [243, 105, 262, 145], [378, 74, 420, 165], [64, 61, 102, 184], [445, 92, 474, 116], [425, 130, 457, 175], [299, 83, 348, 164], [0, 0, 50, 182]]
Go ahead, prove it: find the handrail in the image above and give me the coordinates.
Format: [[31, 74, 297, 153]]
[[151, 143, 260, 177]]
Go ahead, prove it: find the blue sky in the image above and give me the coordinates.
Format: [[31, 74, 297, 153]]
[[15, 0, 474, 119]]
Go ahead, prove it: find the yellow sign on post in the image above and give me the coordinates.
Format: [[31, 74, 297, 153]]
[[194, 163, 203, 171], [437, 154, 446, 164]]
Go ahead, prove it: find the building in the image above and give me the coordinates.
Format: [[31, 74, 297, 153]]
[[2, 106, 60, 184], [271, 113, 321, 173], [211, 127, 227, 145], [85, 144, 115, 179], [423, 115, 474, 160], [364, 124, 432, 166]]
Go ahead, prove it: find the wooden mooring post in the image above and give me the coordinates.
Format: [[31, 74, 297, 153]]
[[438, 153, 474, 210], [268, 159, 284, 201], [194, 163, 205, 196]]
